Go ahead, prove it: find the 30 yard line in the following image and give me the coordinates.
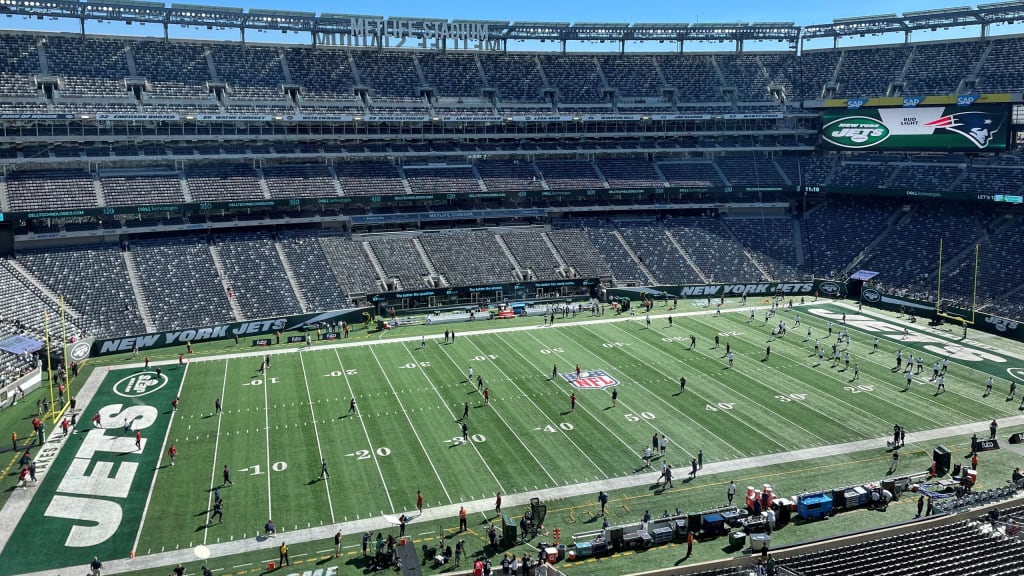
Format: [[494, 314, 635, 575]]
[[203, 360, 231, 544], [439, 338, 601, 480], [401, 343, 507, 491], [298, 351, 335, 523], [333, 348, 395, 513]]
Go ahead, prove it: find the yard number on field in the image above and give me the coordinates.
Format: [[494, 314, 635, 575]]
[[450, 434, 486, 445], [243, 377, 279, 386], [327, 370, 358, 377], [540, 423, 574, 432], [843, 385, 874, 394], [705, 403, 735, 411], [625, 412, 655, 422], [775, 393, 807, 402], [472, 355, 498, 361], [240, 462, 288, 475], [539, 348, 564, 354], [402, 362, 431, 369], [350, 447, 392, 459]]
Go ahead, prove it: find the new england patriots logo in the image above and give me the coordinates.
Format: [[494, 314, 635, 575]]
[[924, 112, 1002, 149]]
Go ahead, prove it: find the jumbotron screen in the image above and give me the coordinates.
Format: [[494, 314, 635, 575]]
[[821, 104, 1010, 152]]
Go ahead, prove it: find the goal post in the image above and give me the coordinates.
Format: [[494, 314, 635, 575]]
[[934, 239, 978, 326]]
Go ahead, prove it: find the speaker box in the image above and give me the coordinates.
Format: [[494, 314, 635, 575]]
[[933, 445, 951, 476]]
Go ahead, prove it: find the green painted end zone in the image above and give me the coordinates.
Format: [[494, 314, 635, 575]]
[[806, 304, 1024, 382], [0, 366, 185, 576]]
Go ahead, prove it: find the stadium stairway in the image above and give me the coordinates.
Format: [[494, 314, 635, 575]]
[[0, 178, 8, 212], [207, 243, 244, 321], [540, 231, 570, 271], [3, 259, 84, 320], [717, 220, 772, 280], [360, 241, 391, 290], [840, 205, 910, 278], [412, 236, 445, 285], [122, 250, 156, 333], [611, 229, 657, 285], [273, 238, 310, 313], [664, 229, 709, 284]]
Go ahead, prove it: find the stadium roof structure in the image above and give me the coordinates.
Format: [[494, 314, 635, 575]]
[[0, 0, 1023, 49]]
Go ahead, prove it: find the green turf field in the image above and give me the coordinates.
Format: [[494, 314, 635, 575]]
[[4, 300, 1024, 576]]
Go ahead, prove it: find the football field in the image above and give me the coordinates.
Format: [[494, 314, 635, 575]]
[[4, 300, 1024, 575]]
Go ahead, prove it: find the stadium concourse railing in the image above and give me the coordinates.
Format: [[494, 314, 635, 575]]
[[603, 279, 1024, 343]]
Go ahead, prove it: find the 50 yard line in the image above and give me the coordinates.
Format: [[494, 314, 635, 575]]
[[298, 351, 335, 523]]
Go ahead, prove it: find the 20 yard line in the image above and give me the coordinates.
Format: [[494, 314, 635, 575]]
[[366, 346, 452, 505], [298, 351, 335, 523], [203, 359, 231, 544], [333, 349, 395, 513]]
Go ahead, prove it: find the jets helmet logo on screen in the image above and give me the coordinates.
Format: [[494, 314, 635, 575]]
[[862, 288, 881, 303], [113, 371, 169, 398], [563, 369, 619, 389], [819, 281, 841, 296], [822, 116, 889, 149], [924, 111, 1003, 149]]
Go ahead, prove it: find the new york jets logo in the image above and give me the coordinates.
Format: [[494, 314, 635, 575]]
[[823, 116, 890, 149], [862, 288, 881, 303], [69, 341, 91, 362], [819, 281, 840, 296], [113, 371, 169, 398]]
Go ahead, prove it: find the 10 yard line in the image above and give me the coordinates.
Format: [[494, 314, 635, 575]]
[[263, 362, 273, 520], [298, 351, 335, 523], [132, 362, 189, 557], [203, 359, 231, 544]]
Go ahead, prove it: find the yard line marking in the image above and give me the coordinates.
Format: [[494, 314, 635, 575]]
[[132, 362, 189, 558], [497, 332, 641, 462], [365, 346, 451, 505], [263, 363, 273, 519], [333, 348, 396, 513], [298, 351, 335, 523], [597, 321, 787, 455], [446, 337, 604, 480], [400, 343, 507, 491], [684, 314, 901, 433], [204, 359, 231, 545]]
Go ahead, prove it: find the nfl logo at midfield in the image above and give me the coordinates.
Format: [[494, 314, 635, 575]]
[[563, 369, 619, 389]]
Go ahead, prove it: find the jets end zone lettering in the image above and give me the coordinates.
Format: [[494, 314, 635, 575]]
[[563, 369, 619, 389], [678, 282, 814, 298], [807, 308, 1007, 364], [0, 369, 180, 571]]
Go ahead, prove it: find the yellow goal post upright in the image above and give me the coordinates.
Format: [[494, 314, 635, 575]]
[[934, 238, 979, 326]]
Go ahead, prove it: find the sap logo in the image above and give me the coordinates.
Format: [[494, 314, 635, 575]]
[[957, 94, 978, 107], [69, 341, 91, 362], [562, 369, 619, 389], [112, 372, 169, 398], [902, 97, 922, 108], [44, 403, 158, 547], [862, 288, 881, 303], [983, 316, 1018, 333], [818, 282, 841, 296]]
